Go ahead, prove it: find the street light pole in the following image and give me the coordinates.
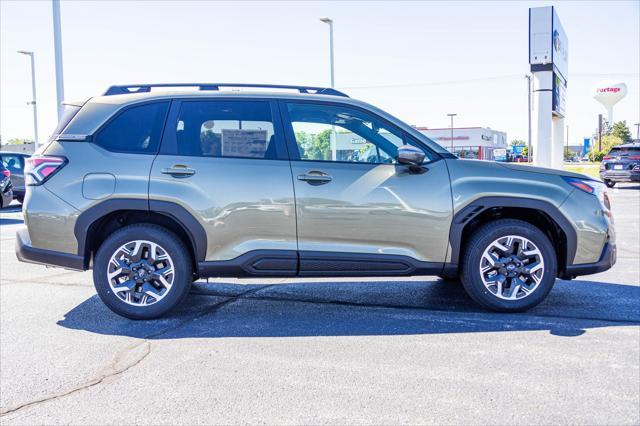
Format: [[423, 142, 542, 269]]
[[17, 51, 39, 148], [447, 113, 457, 154], [634, 123, 639, 140], [52, 0, 65, 120], [320, 17, 335, 88], [525, 74, 532, 163]]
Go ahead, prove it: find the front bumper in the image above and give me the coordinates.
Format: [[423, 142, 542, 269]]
[[562, 242, 616, 278], [15, 227, 85, 271], [600, 170, 640, 182]]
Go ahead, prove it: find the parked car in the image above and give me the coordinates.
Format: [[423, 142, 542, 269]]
[[0, 152, 29, 203], [512, 154, 528, 163], [599, 142, 640, 187], [16, 83, 616, 319], [0, 163, 14, 209]]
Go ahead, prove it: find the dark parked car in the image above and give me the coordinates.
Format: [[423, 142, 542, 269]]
[[0, 163, 14, 209], [0, 152, 29, 203], [599, 143, 640, 187]]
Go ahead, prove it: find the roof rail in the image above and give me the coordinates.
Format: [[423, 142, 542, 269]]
[[102, 83, 349, 97]]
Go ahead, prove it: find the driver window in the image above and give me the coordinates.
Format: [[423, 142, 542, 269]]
[[286, 103, 425, 164]]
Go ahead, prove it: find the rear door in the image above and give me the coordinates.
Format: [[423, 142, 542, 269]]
[[149, 99, 297, 273], [280, 100, 453, 275]]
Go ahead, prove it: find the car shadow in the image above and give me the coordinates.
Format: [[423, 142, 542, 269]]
[[57, 278, 639, 339]]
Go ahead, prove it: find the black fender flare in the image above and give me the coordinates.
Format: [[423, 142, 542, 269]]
[[74, 198, 207, 267], [447, 196, 577, 268]]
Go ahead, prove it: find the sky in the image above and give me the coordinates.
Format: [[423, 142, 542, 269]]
[[1, 0, 638, 145]]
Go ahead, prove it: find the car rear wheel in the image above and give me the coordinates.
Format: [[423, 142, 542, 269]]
[[604, 179, 616, 188], [460, 219, 557, 312], [93, 224, 193, 319]]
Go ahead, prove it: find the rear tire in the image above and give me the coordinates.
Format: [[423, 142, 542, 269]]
[[460, 219, 557, 312], [93, 224, 193, 320], [604, 179, 616, 188]]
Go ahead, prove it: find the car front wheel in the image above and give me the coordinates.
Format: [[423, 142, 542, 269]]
[[460, 219, 557, 312], [93, 224, 193, 319]]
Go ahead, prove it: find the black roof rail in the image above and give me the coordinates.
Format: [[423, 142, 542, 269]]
[[102, 83, 349, 98]]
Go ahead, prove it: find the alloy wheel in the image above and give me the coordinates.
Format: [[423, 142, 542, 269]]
[[107, 240, 175, 306], [479, 235, 544, 301]]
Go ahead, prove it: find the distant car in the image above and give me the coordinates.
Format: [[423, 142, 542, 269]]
[[599, 143, 640, 188], [512, 155, 528, 163], [0, 152, 29, 203], [0, 163, 14, 209]]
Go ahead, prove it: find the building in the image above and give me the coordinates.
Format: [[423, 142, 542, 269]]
[[414, 127, 508, 160]]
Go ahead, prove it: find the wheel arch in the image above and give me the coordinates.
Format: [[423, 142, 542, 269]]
[[74, 198, 207, 269], [447, 197, 577, 278]]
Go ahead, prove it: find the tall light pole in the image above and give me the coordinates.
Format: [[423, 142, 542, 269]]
[[17, 51, 39, 148], [320, 17, 334, 88], [52, 0, 65, 120], [525, 74, 532, 163], [447, 113, 457, 154], [634, 123, 639, 140]]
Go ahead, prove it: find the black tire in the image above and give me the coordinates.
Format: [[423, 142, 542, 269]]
[[604, 179, 616, 188], [460, 219, 557, 312], [93, 224, 193, 320]]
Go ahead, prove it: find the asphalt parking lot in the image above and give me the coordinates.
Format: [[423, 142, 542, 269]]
[[1, 185, 638, 425]]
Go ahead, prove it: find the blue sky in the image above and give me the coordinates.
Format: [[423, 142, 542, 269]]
[[1, 1, 638, 144]]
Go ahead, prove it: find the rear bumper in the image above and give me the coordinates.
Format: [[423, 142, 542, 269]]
[[600, 170, 640, 182], [562, 242, 616, 278], [15, 227, 85, 271]]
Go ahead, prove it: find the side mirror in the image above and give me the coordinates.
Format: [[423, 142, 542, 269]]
[[397, 145, 425, 166]]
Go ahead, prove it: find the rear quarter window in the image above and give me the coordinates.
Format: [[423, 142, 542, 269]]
[[608, 147, 640, 157], [94, 102, 169, 154]]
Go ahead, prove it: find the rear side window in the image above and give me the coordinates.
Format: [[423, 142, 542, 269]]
[[94, 102, 169, 154], [175, 101, 277, 159]]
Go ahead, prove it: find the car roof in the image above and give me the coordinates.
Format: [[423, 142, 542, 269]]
[[612, 142, 640, 148]]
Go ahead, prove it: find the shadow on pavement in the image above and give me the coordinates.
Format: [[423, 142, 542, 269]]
[[58, 278, 640, 339]]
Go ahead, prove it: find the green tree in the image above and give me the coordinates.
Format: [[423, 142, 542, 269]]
[[510, 139, 526, 147], [611, 121, 633, 144], [564, 146, 573, 160], [296, 129, 332, 160], [522, 146, 531, 157]]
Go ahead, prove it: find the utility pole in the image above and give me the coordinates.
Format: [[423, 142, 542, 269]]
[[525, 74, 532, 163], [566, 124, 569, 161], [634, 122, 639, 140], [17, 51, 39, 148], [598, 114, 603, 151], [52, 0, 65, 120], [447, 113, 457, 154], [320, 18, 335, 88]]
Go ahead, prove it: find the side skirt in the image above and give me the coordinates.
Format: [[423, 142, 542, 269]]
[[197, 250, 445, 278]]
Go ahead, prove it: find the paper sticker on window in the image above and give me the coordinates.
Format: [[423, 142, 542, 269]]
[[221, 129, 268, 158]]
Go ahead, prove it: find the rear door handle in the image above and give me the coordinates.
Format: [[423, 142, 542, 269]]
[[297, 171, 332, 185], [161, 165, 196, 177]]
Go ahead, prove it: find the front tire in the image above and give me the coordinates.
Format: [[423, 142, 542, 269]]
[[604, 179, 616, 188], [93, 224, 193, 319], [460, 219, 557, 312]]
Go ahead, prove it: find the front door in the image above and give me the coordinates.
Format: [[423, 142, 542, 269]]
[[149, 99, 297, 275], [281, 101, 453, 275]]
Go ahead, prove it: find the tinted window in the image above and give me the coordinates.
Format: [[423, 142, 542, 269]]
[[95, 102, 168, 154], [286, 102, 429, 164], [175, 101, 277, 159], [1, 154, 24, 173], [608, 147, 640, 157]]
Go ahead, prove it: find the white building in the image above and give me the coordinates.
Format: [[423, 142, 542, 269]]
[[415, 127, 508, 160], [332, 126, 507, 161]]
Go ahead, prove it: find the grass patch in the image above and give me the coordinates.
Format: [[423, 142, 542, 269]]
[[563, 164, 600, 179]]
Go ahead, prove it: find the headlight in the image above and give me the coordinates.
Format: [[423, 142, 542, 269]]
[[563, 177, 611, 214]]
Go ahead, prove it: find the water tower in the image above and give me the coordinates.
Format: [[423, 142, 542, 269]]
[[594, 80, 627, 124]]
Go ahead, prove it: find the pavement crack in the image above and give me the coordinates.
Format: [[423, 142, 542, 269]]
[[0, 284, 273, 418]]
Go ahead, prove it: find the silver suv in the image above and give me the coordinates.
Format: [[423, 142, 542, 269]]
[[16, 84, 616, 319]]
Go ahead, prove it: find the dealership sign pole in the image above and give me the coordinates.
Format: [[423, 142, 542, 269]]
[[529, 6, 567, 169]]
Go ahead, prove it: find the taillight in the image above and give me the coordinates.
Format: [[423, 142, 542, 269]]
[[25, 156, 67, 186], [599, 163, 606, 171], [629, 156, 640, 160], [1, 169, 9, 178], [603, 156, 611, 160]]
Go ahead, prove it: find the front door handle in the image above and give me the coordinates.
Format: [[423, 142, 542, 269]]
[[161, 165, 196, 177], [297, 171, 332, 185]]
